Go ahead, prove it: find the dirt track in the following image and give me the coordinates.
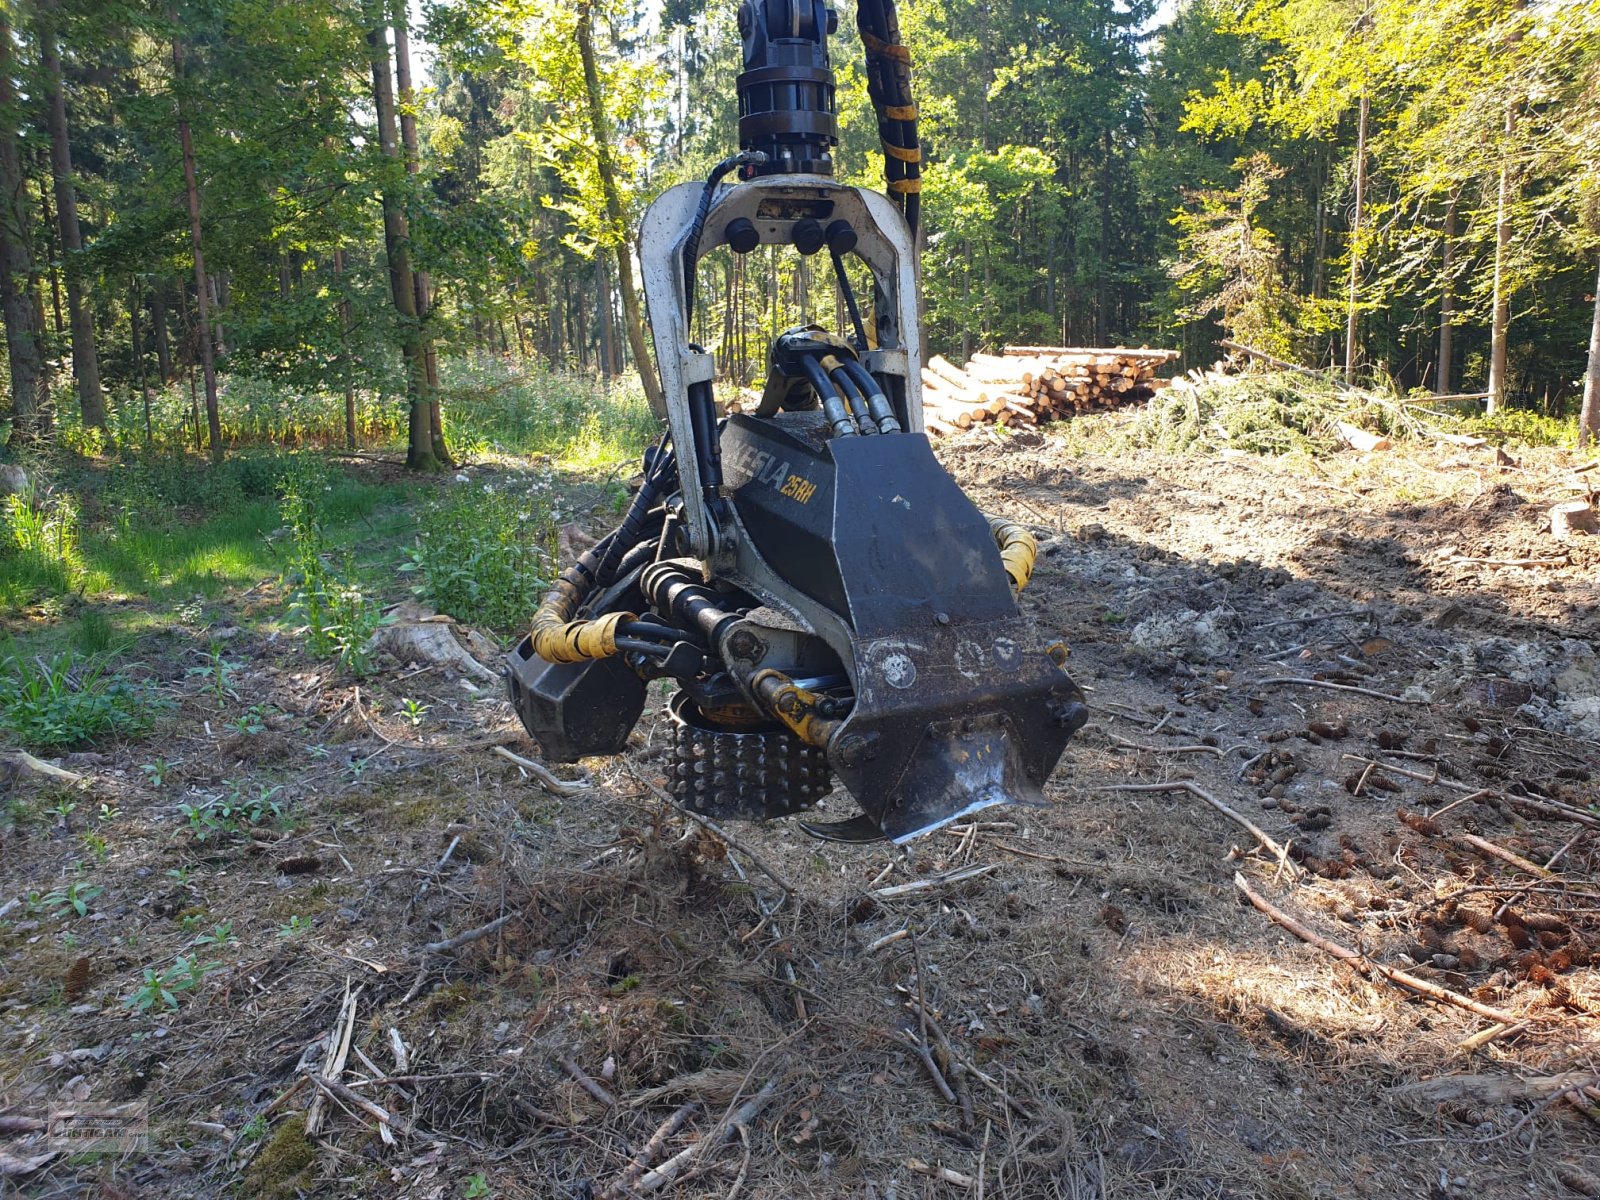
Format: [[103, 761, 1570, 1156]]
[[3, 429, 1599, 1198]]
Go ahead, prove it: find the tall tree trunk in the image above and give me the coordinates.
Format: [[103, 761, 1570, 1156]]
[[1437, 194, 1457, 395], [1487, 107, 1514, 415], [129, 277, 152, 443], [172, 32, 223, 462], [334, 248, 356, 451], [1580, 252, 1600, 450], [1344, 91, 1369, 386], [0, 11, 43, 446], [575, 0, 664, 415], [512, 308, 529, 359], [391, 5, 448, 464], [38, 2, 104, 428], [211, 272, 229, 356], [367, 19, 434, 470], [1311, 150, 1329, 301], [152, 283, 172, 381], [38, 181, 62, 335], [597, 258, 615, 378], [1097, 129, 1112, 345]]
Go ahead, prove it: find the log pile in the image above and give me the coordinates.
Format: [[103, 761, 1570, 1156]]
[[918, 345, 1178, 437]]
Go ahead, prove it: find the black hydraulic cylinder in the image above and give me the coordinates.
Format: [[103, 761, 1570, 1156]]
[[640, 562, 742, 646], [687, 379, 727, 517]]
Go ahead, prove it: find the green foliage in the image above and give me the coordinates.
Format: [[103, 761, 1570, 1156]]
[[280, 463, 389, 675], [73, 610, 114, 655], [1, 484, 84, 606], [179, 782, 288, 842], [441, 360, 658, 468], [191, 921, 236, 948], [1168, 155, 1299, 358], [141, 759, 176, 788], [1458, 408, 1580, 449], [125, 955, 218, 1012], [39, 881, 104, 918], [0, 652, 167, 749], [1125, 370, 1380, 456], [402, 481, 555, 635], [189, 645, 243, 705]]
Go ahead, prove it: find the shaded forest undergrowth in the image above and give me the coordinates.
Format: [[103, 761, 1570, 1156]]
[[2, 371, 1599, 1198]]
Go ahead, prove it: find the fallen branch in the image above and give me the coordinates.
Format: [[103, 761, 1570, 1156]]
[[492, 745, 592, 796], [1254, 608, 1371, 631], [1341, 754, 1600, 829], [1392, 1071, 1599, 1106], [903, 1031, 958, 1104], [1445, 554, 1569, 569], [308, 1073, 410, 1141], [872, 864, 996, 899], [1456, 833, 1553, 879], [1457, 1021, 1530, 1052], [898, 990, 1030, 1119], [4, 750, 85, 785], [598, 1102, 699, 1199], [1105, 733, 1234, 758], [626, 763, 794, 897], [1254, 676, 1424, 704], [906, 1158, 977, 1188], [1101, 781, 1297, 874], [421, 913, 513, 956], [306, 981, 362, 1137], [559, 1055, 618, 1109], [866, 928, 910, 953], [632, 1080, 778, 1194], [1234, 872, 1520, 1025]]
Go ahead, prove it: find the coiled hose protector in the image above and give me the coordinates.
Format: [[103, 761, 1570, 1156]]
[[986, 515, 1037, 594], [528, 573, 637, 664]]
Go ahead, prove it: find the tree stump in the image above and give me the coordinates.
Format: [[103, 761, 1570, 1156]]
[[1550, 500, 1599, 540]]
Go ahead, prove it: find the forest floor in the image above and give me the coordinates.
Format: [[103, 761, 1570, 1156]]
[[3, 419, 1600, 1199]]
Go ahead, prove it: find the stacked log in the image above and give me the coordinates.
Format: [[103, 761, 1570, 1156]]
[[919, 345, 1178, 436]]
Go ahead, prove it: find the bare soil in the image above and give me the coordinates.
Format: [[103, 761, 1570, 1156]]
[[3, 426, 1599, 1199]]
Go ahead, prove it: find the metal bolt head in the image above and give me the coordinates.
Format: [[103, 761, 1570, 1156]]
[[727, 630, 762, 660]]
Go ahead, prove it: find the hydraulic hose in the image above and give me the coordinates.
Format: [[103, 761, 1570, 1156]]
[[800, 355, 858, 437], [682, 150, 768, 336], [985, 515, 1038, 594], [839, 358, 902, 433], [528, 436, 678, 664], [751, 669, 844, 748], [856, 0, 920, 234], [828, 364, 878, 435]]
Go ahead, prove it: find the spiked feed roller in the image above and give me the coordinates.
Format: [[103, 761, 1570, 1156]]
[[506, 0, 1088, 843]]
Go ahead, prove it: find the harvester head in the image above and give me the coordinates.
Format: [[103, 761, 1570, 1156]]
[[506, 0, 1087, 843]]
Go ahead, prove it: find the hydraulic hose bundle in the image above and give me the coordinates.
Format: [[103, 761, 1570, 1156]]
[[856, 0, 920, 233], [526, 441, 678, 665]]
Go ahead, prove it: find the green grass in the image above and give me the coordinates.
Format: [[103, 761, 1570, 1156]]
[[0, 650, 168, 748], [1457, 407, 1579, 448], [42, 361, 660, 471], [1, 366, 650, 676], [440, 359, 660, 470]]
